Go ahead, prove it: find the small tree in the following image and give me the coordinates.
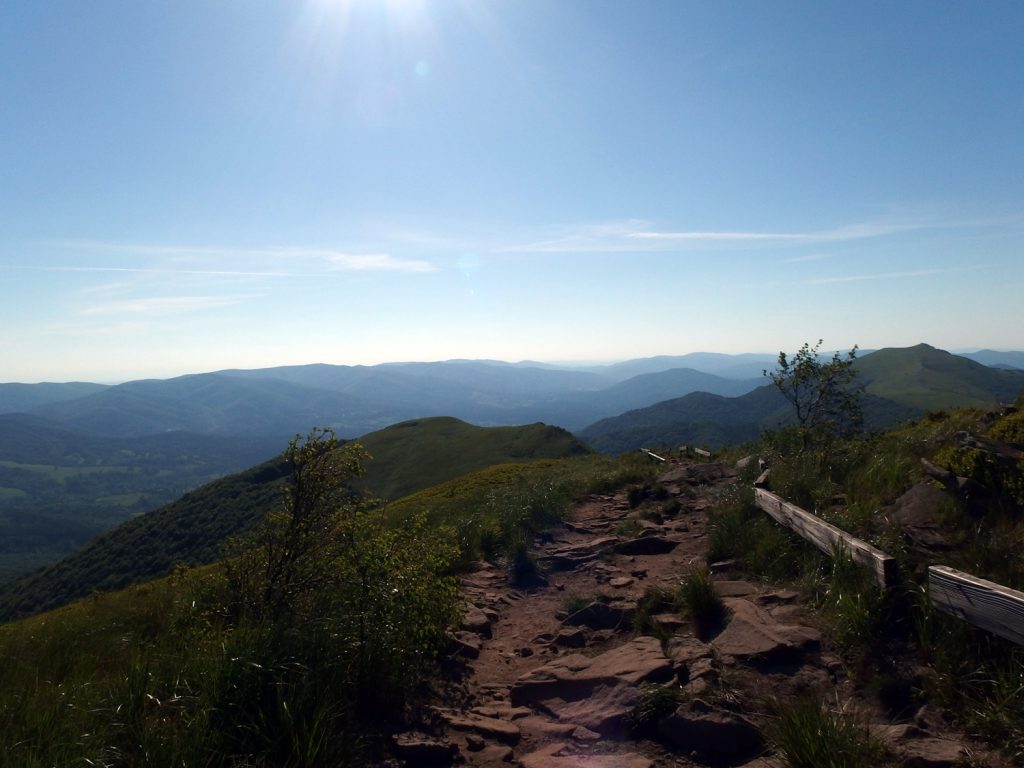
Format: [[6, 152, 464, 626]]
[[222, 428, 459, 714], [765, 340, 863, 449]]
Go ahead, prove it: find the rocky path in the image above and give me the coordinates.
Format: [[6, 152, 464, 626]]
[[395, 459, 1004, 768]]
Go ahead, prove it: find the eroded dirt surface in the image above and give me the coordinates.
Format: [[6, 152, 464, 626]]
[[394, 458, 1008, 768]]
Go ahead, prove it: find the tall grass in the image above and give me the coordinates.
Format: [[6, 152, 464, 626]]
[[713, 403, 1024, 760], [765, 695, 886, 768]]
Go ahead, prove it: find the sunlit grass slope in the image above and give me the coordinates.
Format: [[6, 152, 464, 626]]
[[0, 419, 592, 622], [358, 416, 590, 500], [855, 343, 1024, 412], [0, 450, 657, 766]]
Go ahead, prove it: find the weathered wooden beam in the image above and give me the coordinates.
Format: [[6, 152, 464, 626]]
[[928, 565, 1024, 646], [753, 488, 898, 589], [640, 449, 666, 463], [694, 448, 712, 458]]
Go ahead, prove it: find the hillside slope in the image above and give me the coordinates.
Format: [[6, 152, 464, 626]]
[[0, 419, 589, 620], [358, 417, 589, 501], [856, 343, 1024, 411], [0, 458, 290, 620]]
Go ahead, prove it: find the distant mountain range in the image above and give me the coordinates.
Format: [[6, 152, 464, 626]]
[[579, 344, 1024, 453], [0, 345, 1021, 585]]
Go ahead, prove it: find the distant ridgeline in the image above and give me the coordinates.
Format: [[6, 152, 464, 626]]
[[580, 344, 1024, 454], [0, 345, 1020, 608]]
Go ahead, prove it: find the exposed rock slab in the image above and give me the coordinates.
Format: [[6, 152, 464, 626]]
[[614, 535, 679, 555], [510, 636, 673, 707], [519, 742, 654, 768], [656, 700, 764, 765], [391, 732, 458, 764], [711, 598, 820, 666], [562, 600, 634, 630], [439, 711, 521, 745]]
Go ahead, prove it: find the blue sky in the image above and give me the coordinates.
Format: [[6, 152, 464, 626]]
[[2, 0, 1022, 382]]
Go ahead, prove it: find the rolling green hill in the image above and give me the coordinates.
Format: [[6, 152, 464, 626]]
[[579, 385, 792, 454], [0, 414, 283, 582], [0, 419, 589, 621], [357, 417, 590, 500], [0, 457, 290, 621], [855, 343, 1024, 411], [578, 345, 1016, 455]]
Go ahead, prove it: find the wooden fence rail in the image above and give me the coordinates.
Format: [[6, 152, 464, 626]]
[[752, 485, 1024, 643], [753, 488, 898, 589], [928, 566, 1024, 646]]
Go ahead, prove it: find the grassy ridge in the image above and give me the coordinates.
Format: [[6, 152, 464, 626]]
[[358, 416, 590, 501]]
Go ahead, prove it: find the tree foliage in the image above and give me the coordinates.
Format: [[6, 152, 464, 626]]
[[223, 428, 459, 714], [766, 340, 863, 449]]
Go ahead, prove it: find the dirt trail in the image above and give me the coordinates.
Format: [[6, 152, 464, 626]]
[[396, 458, 1005, 768]]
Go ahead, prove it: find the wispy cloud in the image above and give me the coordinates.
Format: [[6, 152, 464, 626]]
[[33, 241, 439, 274], [80, 295, 248, 316], [503, 219, 926, 253], [12, 264, 301, 278], [327, 252, 436, 272], [802, 266, 983, 285], [782, 253, 831, 264]]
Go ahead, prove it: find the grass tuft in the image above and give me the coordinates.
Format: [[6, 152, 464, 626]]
[[766, 695, 886, 768]]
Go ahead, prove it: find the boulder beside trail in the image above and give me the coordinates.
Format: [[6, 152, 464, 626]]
[[656, 700, 764, 765], [711, 598, 820, 667]]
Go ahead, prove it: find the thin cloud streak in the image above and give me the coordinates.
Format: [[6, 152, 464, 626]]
[[34, 241, 439, 274], [80, 295, 249, 317], [504, 219, 928, 253], [803, 267, 981, 285], [11, 265, 303, 278]]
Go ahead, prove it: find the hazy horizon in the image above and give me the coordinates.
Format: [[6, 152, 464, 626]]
[[6, 343, 1024, 387], [3, 2, 1022, 382]]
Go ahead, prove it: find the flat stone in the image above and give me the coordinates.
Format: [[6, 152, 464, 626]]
[[516, 716, 578, 738], [756, 589, 799, 606], [656, 701, 764, 763], [562, 601, 634, 630], [554, 627, 587, 648], [511, 636, 673, 707], [614, 535, 678, 555], [391, 733, 458, 764], [441, 712, 521, 745], [541, 682, 642, 736], [519, 743, 653, 768], [609, 576, 635, 588], [652, 612, 685, 630], [899, 738, 967, 767], [713, 580, 758, 597], [711, 598, 820, 666], [461, 606, 494, 639], [452, 630, 484, 657]]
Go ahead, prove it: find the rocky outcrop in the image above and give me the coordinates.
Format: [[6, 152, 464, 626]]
[[510, 636, 674, 736], [656, 699, 765, 765], [711, 598, 820, 667]]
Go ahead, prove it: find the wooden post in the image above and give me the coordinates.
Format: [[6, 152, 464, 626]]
[[753, 488, 898, 589], [928, 565, 1024, 646]]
